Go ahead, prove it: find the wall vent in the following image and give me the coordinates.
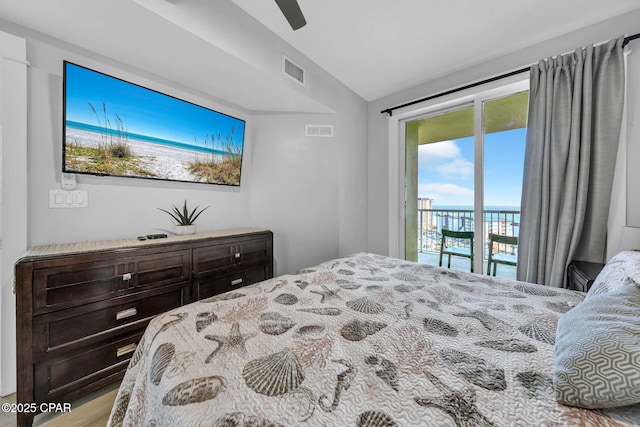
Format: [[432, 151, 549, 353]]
[[305, 125, 334, 137], [282, 55, 305, 86]]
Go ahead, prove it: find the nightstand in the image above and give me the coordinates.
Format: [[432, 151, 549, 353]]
[[567, 260, 605, 292]]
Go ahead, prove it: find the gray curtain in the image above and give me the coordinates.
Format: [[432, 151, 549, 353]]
[[517, 37, 625, 287]]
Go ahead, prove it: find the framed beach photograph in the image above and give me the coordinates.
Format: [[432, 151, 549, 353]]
[[62, 61, 246, 186]]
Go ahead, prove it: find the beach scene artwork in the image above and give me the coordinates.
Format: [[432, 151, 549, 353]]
[[63, 62, 246, 186]]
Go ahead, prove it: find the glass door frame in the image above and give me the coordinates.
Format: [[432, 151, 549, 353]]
[[388, 76, 529, 272]]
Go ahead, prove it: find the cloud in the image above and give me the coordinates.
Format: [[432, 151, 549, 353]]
[[418, 140, 460, 169], [418, 183, 474, 205], [436, 158, 474, 179], [418, 140, 473, 179]]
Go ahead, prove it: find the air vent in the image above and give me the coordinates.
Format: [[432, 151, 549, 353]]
[[305, 125, 334, 137], [282, 55, 305, 86]]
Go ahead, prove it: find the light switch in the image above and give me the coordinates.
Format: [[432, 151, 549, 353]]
[[50, 190, 89, 208]]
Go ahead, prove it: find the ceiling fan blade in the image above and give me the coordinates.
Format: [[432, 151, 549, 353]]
[[274, 0, 306, 30]]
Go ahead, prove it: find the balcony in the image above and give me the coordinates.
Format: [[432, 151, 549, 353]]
[[416, 208, 519, 279]]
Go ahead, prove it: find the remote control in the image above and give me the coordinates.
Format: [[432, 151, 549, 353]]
[[146, 233, 168, 239]]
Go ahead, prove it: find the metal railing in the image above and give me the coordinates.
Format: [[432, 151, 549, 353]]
[[418, 208, 520, 258]]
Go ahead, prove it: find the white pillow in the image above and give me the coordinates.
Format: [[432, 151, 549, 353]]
[[555, 284, 640, 408], [585, 250, 640, 300]]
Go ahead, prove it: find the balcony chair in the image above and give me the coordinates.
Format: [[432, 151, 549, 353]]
[[486, 233, 518, 276], [439, 229, 474, 272]]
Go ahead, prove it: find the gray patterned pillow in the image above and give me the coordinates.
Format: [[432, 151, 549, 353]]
[[585, 250, 640, 300], [554, 284, 640, 408]]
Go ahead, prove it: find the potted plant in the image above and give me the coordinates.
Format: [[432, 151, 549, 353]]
[[158, 200, 209, 235]]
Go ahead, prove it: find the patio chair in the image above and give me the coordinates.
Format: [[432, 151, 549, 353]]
[[486, 233, 518, 276], [439, 229, 474, 272]]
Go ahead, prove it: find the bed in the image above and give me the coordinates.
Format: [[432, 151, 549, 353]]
[[107, 252, 640, 426]]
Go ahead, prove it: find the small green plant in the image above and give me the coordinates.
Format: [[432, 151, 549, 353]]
[[158, 200, 209, 225]]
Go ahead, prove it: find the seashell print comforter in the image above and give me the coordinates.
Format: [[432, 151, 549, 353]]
[[108, 253, 640, 426]]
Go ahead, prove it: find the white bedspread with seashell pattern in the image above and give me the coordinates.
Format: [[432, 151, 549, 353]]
[[108, 253, 640, 427]]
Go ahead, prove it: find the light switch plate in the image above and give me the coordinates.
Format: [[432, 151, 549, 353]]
[[49, 190, 88, 208]]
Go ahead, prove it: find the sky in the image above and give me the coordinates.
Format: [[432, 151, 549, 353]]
[[64, 62, 245, 151], [418, 127, 526, 208]]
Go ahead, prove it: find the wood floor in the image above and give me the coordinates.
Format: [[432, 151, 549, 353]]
[[0, 382, 118, 427]]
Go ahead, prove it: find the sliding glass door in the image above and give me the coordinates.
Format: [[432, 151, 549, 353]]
[[404, 83, 528, 276], [482, 92, 527, 278]]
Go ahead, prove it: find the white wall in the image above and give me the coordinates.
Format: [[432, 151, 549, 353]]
[[0, 30, 28, 396], [367, 10, 640, 257], [0, 17, 367, 393], [250, 94, 367, 274]]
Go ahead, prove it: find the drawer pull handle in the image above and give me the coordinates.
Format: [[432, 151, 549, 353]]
[[235, 253, 241, 259], [116, 308, 137, 320], [122, 273, 133, 281], [231, 278, 243, 286], [116, 343, 137, 358]]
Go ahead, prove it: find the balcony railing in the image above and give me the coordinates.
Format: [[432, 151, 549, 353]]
[[418, 208, 520, 259]]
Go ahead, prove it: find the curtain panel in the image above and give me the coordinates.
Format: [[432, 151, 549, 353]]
[[517, 37, 625, 288]]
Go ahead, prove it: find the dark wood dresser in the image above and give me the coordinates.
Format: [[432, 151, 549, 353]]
[[14, 228, 273, 427]]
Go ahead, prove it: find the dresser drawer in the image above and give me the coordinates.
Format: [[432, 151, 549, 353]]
[[193, 235, 271, 277], [32, 250, 190, 314], [193, 244, 235, 274], [136, 250, 191, 291], [34, 286, 186, 354], [240, 239, 271, 264], [197, 264, 270, 300], [33, 258, 128, 314], [34, 330, 143, 401]]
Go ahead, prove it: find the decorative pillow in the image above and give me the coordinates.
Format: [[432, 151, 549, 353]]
[[585, 250, 640, 300], [554, 284, 640, 408]]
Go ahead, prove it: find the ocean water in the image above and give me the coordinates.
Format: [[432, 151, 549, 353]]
[[428, 205, 521, 224], [66, 120, 233, 156]]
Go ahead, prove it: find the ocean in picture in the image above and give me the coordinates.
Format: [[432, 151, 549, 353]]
[[64, 119, 241, 185], [67, 121, 223, 155]]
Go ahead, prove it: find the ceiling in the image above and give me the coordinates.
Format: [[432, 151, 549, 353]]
[[0, 0, 639, 111], [231, 0, 640, 101]]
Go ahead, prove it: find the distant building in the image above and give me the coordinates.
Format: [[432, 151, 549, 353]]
[[418, 198, 433, 210], [416, 200, 520, 255]]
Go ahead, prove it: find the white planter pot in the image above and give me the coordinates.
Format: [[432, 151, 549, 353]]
[[174, 224, 196, 235]]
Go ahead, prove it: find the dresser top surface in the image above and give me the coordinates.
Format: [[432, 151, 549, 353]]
[[20, 227, 270, 260]]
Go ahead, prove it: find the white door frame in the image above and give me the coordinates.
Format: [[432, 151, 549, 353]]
[[387, 75, 529, 271]]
